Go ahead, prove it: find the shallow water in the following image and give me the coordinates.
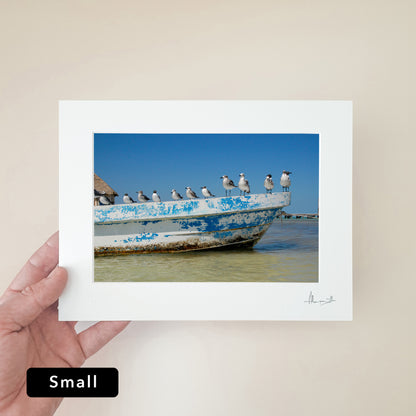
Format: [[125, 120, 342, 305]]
[[94, 219, 318, 283]]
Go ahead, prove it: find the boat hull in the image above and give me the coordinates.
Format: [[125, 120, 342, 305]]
[[94, 193, 290, 255]]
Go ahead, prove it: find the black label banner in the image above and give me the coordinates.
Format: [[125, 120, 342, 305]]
[[27, 367, 118, 397]]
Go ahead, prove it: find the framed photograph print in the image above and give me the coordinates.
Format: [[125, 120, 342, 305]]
[[59, 100, 352, 321]]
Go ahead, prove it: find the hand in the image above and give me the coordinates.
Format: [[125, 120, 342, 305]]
[[0, 232, 129, 416]]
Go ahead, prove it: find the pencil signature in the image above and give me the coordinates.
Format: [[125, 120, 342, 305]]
[[304, 291, 336, 305]]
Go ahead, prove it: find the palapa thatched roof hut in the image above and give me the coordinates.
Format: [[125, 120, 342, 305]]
[[94, 173, 118, 205]]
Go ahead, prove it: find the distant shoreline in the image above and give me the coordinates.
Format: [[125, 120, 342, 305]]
[[277, 212, 318, 219]]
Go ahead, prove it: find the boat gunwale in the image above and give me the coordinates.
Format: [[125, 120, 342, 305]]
[[95, 192, 290, 210], [94, 205, 286, 225]]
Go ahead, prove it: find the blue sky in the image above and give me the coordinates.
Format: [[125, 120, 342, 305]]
[[94, 134, 319, 213]]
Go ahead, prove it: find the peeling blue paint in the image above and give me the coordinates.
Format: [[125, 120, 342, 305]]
[[121, 233, 158, 243]]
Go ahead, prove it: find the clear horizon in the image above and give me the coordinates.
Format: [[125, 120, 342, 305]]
[[94, 133, 319, 213]]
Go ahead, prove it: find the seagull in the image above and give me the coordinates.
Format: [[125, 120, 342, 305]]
[[264, 174, 274, 194], [238, 173, 250, 196], [171, 189, 183, 200], [123, 193, 135, 204], [220, 175, 237, 196], [201, 186, 215, 198], [152, 190, 161, 202], [185, 187, 198, 199], [99, 193, 111, 205], [136, 190, 150, 202], [280, 170, 292, 192]]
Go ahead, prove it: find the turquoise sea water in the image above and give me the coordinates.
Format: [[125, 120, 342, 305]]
[[94, 219, 318, 282]]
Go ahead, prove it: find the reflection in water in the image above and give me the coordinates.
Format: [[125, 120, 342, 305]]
[[94, 219, 318, 282]]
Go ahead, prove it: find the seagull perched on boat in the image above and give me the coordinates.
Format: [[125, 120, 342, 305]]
[[123, 193, 135, 204], [152, 190, 161, 202], [99, 193, 111, 205], [220, 175, 237, 196], [280, 170, 292, 192], [201, 186, 215, 198], [136, 190, 150, 202], [171, 189, 183, 200], [238, 173, 250, 196], [264, 174, 274, 194], [185, 187, 198, 199]]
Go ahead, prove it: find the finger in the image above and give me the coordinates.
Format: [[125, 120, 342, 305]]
[[8, 231, 59, 293], [78, 321, 130, 359], [6, 267, 68, 330]]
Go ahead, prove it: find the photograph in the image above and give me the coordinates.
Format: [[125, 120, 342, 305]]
[[93, 133, 319, 283], [59, 100, 351, 321]]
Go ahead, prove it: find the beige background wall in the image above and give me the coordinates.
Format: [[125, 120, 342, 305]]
[[0, 1, 413, 415]]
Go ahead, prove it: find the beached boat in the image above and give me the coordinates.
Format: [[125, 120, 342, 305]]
[[94, 192, 291, 255]]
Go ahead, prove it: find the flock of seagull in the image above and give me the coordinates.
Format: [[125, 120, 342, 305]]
[[97, 171, 292, 205]]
